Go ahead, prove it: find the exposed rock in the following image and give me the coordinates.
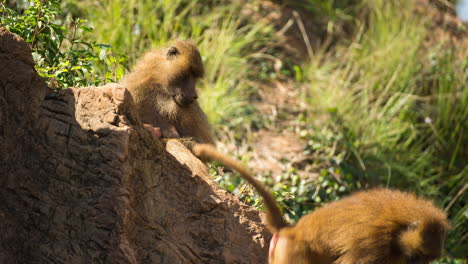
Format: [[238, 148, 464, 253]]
[[0, 27, 269, 264]]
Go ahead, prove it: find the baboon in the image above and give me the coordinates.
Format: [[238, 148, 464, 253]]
[[121, 40, 215, 146], [193, 144, 450, 264]]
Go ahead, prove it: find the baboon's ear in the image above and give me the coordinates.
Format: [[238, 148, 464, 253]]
[[166, 46, 179, 58]]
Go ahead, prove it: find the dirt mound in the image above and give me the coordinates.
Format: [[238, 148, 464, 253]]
[[0, 27, 269, 264]]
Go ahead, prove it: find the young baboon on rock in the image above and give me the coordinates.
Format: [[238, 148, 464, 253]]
[[193, 144, 450, 264], [121, 40, 215, 146]]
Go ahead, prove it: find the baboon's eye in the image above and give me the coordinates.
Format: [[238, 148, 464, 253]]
[[167, 46, 179, 57]]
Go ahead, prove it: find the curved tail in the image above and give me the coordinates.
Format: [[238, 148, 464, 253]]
[[193, 144, 288, 232]]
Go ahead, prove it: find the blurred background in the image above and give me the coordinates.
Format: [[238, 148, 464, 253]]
[[1, 0, 466, 261], [458, 0, 468, 20]]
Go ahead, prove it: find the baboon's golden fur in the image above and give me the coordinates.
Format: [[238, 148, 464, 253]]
[[121, 40, 215, 145], [193, 144, 450, 264]]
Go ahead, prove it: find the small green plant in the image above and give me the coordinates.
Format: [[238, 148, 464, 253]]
[[0, 0, 126, 88]]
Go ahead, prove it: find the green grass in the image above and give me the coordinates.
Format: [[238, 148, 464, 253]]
[[300, 0, 467, 256], [304, 0, 426, 184]]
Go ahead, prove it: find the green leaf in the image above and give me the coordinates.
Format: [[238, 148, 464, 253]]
[[79, 26, 93, 32]]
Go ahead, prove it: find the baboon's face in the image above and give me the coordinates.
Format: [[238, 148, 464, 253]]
[[164, 45, 201, 107], [168, 73, 198, 107]]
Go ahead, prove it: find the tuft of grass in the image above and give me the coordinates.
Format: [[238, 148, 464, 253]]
[[304, 0, 426, 183]]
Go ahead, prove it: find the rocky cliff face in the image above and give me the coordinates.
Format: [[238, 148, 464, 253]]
[[0, 27, 269, 264]]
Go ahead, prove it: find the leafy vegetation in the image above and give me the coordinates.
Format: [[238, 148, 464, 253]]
[[1, 0, 466, 261], [0, 0, 126, 87]]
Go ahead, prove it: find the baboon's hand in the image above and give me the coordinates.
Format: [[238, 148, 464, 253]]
[[143, 124, 162, 138]]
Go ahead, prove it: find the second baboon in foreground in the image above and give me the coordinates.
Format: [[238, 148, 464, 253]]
[[121, 40, 215, 146], [193, 144, 450, 264]]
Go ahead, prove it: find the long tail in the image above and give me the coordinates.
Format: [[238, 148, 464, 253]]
[[193, 144, 288, 232]]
